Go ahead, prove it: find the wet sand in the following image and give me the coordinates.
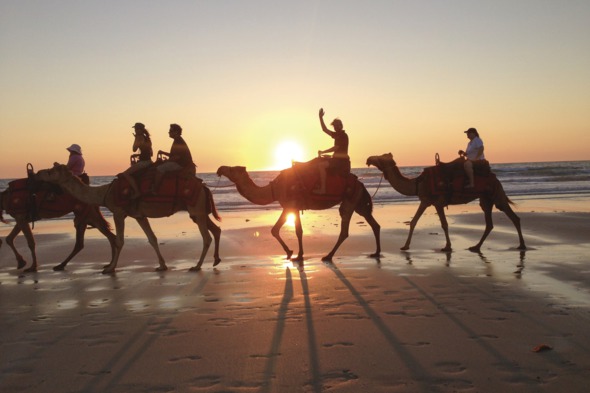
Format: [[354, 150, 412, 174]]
[[1, 198, 590, 392]]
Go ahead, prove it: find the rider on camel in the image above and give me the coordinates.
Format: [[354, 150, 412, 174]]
[[152, 123, 194, 194], [459, 127, 485, 188], [314, 108, 350, 194], [121, 122, 153, 198]]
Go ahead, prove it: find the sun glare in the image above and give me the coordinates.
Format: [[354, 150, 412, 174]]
[[285, 213, 296, 227], [273, 140, 305, 170]]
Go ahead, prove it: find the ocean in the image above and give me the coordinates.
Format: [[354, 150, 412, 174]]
[[1, 160, 589, 217]]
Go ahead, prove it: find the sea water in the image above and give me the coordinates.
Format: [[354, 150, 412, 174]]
[[1, 161, 589, 218]]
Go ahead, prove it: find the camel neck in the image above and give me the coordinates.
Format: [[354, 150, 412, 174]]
[[59, 176, 110, 206], [232, 174, 275, 206], [383, 164, 418, 197]]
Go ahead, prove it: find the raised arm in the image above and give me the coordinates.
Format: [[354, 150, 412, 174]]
[[319, 108, 335, 137]]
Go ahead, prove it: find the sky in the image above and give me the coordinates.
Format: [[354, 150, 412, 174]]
[[1, 0, 589, 178]]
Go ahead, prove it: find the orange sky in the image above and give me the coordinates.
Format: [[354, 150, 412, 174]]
[[1, 1, 589, 178]]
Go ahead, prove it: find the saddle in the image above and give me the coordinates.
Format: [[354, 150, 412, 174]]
[[421, 156, 493, 198], [114, 164, 202, 207], [6, 165, 86, 220], [286, 157, 357, 203]]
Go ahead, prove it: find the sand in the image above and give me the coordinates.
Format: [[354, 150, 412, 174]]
[[1, 197, 589, 392]]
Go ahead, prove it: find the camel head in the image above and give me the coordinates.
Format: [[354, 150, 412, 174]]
[[217, 166, 248, 182], [36, 163, 72, 185], [366, 153, 396, 172]]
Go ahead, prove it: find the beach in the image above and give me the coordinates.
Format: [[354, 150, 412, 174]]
[[1, 197, 590, 392]]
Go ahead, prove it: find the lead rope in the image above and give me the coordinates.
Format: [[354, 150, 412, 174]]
[[371, 173, 384, 199]]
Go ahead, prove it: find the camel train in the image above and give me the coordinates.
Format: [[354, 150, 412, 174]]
[[2, 139, 527, 274]]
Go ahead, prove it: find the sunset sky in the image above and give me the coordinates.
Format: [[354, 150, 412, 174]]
[[1, 0, 589, 178]]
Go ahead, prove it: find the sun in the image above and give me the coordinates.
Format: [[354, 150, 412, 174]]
[[273, 140, 305, 169]]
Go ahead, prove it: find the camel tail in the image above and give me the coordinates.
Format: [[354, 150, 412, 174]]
[[204, 186, 221, 222], [89, 206, 113, 231], [491, 176, 516, 209], [0, 193, 8, 224], [358, 183, 374, 215]]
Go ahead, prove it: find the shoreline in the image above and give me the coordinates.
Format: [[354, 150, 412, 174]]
[[1, 198, 590, 392]]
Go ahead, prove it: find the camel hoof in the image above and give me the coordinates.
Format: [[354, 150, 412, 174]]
[[441, 247, 452, 252], [291, 255, 304, 263], [400, 246, 410, 251], [213, 258, 221, 267], [189, 266, 202, 272], [321, 256, 333, 263], [53, 265, 65, 271], [155, 265, 168, 272], [17, 259, 26, 269], [24, 267, 37, 273], [286, 250, 294, 260], [102, 268, 115, 275], [517, 245, 527, 250], [468, 246, 481, 253]]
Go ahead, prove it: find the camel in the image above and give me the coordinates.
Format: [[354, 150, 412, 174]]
[[216, 160, 381, 262], [0, 177, 117, 272], [366, 153, 526, 252], [36, 163, 221, 273]]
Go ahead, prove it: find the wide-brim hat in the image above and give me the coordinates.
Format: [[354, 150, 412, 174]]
[[66, 144, 82, 155]]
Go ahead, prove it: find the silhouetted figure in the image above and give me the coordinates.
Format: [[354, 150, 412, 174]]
[[121, 122, 153, 198], [459, 127, 485, 188], [152, 123, 194, 194], [314, 108, 350, 194]]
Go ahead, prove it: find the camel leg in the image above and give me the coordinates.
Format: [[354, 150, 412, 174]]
[[499, 203, 526, 250], [356, 200, 381, 258], [103, 214, 125, 274], [434, 204, 452, 252], [53, 221, 86, 271], [91, 215, 118, 269], [207, 216, 222, 266], [20, 222, 38, 273], [135, 217, 168, 272], [189, 214, 213, 271], [469, 199, 494, 252], [401, 202, 429, 250], [6, 224, 27, 269], [271, 209, 293, 259], [291, 211, 304, 262], [322, 204, 354, 262]]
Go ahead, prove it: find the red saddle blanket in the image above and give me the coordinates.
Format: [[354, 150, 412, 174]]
[[286, 158, 358, 203], [6, 178, 84, 216], [422, 165, 495, 196], [114, 169, 202, 207]]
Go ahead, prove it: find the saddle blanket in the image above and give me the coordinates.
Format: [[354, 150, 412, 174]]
[[114, 170, 202, 207], [422, 165, 495, 196], [288, 157, 358, 203], [6, 178, 84, 216]]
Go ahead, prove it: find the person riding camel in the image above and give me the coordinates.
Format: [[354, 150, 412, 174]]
[[121, 122, 153, 198], [65, 144, 86, 179], [314, 108, 350, 194], [152, 123, 194, 194], [47, 144, 87, 202], [458, 127, 485, 188]]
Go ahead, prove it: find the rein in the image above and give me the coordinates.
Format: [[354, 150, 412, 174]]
[[371, 173, 384, 199]]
